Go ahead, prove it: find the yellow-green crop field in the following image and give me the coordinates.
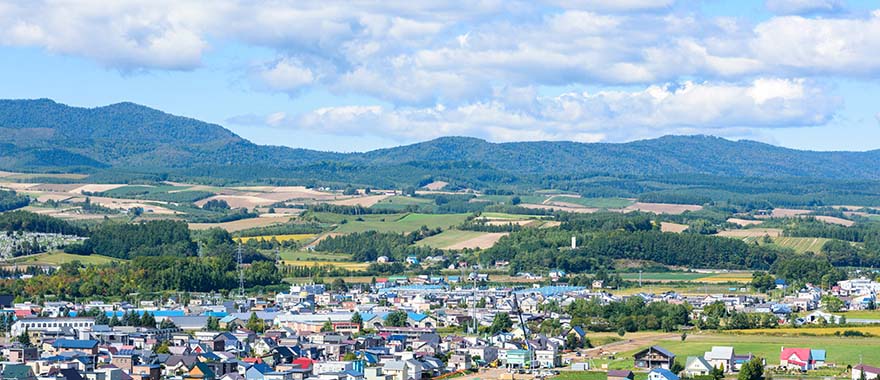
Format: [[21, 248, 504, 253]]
[[236, 234, 317, 243]]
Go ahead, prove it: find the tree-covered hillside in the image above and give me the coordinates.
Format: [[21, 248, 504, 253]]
[[3, 99, 880, 194]]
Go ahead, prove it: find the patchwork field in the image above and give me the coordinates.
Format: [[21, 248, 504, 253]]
[[371, 196, 435, 211], [729, 326, 880, 336], [189, 216, 294, 232], [331, 213, 470, 233], [416, 230, 507, 250], [548, 196, 634, 209], [328, 194, 391, 207], [623, 202, 702, 214]]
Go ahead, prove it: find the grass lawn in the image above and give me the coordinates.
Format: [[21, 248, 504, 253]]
[[415, 230, 488, 248], [551, 196, 635, 209], [7, 251, 123, 266], [333, 213, 470, 233]]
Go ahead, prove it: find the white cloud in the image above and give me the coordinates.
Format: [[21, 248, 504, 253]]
[[751, 12, 880, 75], [765, 0, 845, 15], [272, 78, 836, 143], [259, 59, 316, 92]]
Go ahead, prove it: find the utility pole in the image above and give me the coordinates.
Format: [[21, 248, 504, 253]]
[[237, 242, 245, 299], [472, 269, 478, 335]]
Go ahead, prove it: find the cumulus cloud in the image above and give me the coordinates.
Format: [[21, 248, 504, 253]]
[[765, 0, 845, 15], [254, 78, 836, 143]]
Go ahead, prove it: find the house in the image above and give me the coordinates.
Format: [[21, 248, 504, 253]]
[[382, 360, 421, 380], [187, 362, 217, 380], [684, 356, 713, 377], [535, 348, 561, 369], [52, 339, 99, 355], [780, 348, 812, 370], [703, 346, 734, 372], [648, 368, 680, 380], [633, 346, 676, 370], [853, 365, 880, 380], [607, 370, 634, 380], [810, 349, 826, 368], [1, 364, 36, 380], [505, 350, 531, 369], [447, 354, 472, 372]]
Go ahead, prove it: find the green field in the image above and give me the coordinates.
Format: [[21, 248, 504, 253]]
[[415, 230, 487, 248], [279, 249, 352, 262], [101, 185, 214, 203], [618, 272, 712, 281], [743, 235, 831, 253], [371, 195, 435, 211], [839, 310, 880, 319], [331, 213, 471, 233], [551, 196, 635, 209], [6, 252, 123, 266], [618, 333, 880, 368], [480, 212, 547, 220]]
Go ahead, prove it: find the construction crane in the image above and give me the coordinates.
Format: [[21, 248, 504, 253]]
[[509, 294, 534, 373]]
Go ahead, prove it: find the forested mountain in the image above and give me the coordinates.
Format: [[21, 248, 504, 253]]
[[3, 99, 880, 186]]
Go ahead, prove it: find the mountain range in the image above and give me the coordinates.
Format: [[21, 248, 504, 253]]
[[2, 99, 880, 187]]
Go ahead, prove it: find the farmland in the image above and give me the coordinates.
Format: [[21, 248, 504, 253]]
[[742, 235, 832, 253], [330, 213, 471, 233], [548, 196, 634, 209], [236, 234, 317, 244], [416, 230, 508, 250], [190, 216, 294, 232], [5, 251, 124, 266]]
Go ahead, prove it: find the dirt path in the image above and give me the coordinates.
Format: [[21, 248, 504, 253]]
[[583, 333, 679, 358]]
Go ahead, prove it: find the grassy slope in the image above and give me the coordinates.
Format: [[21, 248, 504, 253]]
[[415, 230, 488, 248], [333, 213, 470, 233], [743, 235, 831, 253], [8, 251, 123, 266], [551, 196, 635, 208]]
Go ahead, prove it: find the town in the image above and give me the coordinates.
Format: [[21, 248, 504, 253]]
[[2, 272, 880, 380]]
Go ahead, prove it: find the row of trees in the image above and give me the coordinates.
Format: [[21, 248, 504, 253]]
[[0, 190, 29, 212]]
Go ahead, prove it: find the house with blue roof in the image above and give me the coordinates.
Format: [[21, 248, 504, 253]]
[[406, 312, 437, 328], [52, 339, 99, 355], [811, 349, 827, 368]]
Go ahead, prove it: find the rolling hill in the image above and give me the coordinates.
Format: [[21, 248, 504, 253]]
[[2, 99, 880, 191]]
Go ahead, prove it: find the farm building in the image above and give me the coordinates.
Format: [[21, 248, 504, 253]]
[[780, 347, 825, 371], [633, 346, 676, 370], [853, 365, 880, 380], [607, 370, 634, 380]]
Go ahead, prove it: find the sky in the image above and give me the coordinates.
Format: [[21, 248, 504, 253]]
[[1, 0, 879, 152]]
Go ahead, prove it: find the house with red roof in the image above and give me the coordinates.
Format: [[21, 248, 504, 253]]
[[780, 348, 812, 370]]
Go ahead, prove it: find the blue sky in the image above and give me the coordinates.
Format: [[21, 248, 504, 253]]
[[1, 0, 879, 152]]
